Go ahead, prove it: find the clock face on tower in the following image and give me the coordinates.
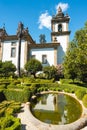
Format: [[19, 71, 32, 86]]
[[58, 24, 62, 32]]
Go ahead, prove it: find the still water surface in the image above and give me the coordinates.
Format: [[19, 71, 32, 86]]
[[31, 93, 82, 125]]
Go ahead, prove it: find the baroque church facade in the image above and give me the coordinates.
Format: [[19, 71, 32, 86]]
[[0, 7, 70, 69]]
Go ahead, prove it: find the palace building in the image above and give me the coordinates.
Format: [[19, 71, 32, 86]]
[[0, 7, 70, 69]]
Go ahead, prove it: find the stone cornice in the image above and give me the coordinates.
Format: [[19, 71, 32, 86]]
[[1, 34, 35, 44], [51, 31, 71, 36], [51, 17, 70, 23], [29, 43, 60, 49], [3, 35, 17, 41]]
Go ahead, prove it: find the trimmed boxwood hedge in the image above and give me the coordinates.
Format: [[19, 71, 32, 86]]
[[0, 115, 21, 130], [75, 89, 87, 100], [3, 89, 32, 103], [0, 84, 7, 89], [0, 101, 21, 117], [82, 94, 87, 108]]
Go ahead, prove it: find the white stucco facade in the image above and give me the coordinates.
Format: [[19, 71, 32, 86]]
[[2, 40, 26, 68], [30, 48, 55, 67], [57, 35, 69, 64]]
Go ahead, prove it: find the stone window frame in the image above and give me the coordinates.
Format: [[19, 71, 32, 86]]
[[11, 47, 16, 57], [42, 55, 47, 64]]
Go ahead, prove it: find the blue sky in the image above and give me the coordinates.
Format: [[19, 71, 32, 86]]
[[0, 0, 87, 43]]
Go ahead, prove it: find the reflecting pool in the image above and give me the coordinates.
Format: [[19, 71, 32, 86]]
[[30, 93, 82, 125]]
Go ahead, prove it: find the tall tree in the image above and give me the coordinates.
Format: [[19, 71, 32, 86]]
[[63, 21, 87, 82], [63, 41, 78, 81], [74, 22, 87, 81]]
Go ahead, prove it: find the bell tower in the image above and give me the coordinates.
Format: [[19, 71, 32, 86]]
[[51, 6, 71, 63]]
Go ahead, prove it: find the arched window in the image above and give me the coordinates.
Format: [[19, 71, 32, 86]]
[[58, 24, 62, 32]]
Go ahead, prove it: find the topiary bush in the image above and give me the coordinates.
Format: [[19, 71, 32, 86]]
[[82, 94, 87, 108]]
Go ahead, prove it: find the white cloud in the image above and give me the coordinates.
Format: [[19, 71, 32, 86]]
[[38, 11, 52, 30], [56, 2, 69, 13], [38, 3, 69, 30]]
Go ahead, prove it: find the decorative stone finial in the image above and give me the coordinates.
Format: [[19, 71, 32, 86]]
[[58, 6, 62, 14]]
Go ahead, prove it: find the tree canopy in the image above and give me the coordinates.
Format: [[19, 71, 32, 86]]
[[63, 22, 87, 82], [0, 61, 16, 77], [43, 65, 58, 80], [25, 59, 42, 77]]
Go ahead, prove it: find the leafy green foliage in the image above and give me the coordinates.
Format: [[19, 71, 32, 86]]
[[0, 61, 16, 77], [25, 59, 42, 77], [63, 22, 87, 82], [0, 100, 21, 130], [82, 94, 87, 108], [59, 79, 87, 94], [75, 89, 86, 100], [43, 65, 57, 79], [1, 116, 14, 128], [0, 115, 21, 130], [63, 42, 78, 81], [4, 89, 32, 103], [0, 101, 21, 116]]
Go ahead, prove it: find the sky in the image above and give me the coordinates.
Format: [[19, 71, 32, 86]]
[[0, 0, 87, 43]]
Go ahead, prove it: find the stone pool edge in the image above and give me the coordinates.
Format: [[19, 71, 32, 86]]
[[18, 91, 87, 130]]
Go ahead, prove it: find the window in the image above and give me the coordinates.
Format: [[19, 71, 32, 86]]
[[11, 47, 16, 57], [11, 42, 16, 46], [31, 55, 36, 59], [42, 55, 47, 64], [58, 24, 62, 32]]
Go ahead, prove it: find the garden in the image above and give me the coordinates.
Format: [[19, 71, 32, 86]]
[[0, 76, 87, 129], [0, 22, 87, 129]]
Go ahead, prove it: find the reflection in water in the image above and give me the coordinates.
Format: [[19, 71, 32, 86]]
[[31, 93, 82, 125], [53, 94, 67, 124], [41, 94, 48, 104]]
